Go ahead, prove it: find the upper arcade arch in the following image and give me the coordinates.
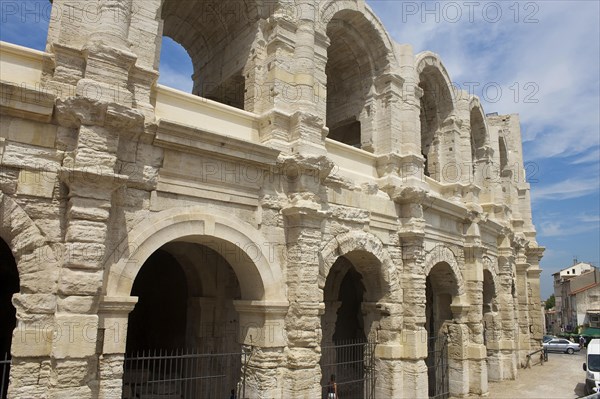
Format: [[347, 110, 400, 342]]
[[103, 207, 286, 302], [469, 97, 492, 180], [416, 52, 456, 180], [322, 4, 398, 151], [157, 0, 265, 110]]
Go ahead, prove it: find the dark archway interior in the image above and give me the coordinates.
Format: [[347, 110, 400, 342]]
[[0, 239, 18, 399], [425, 262, 457, 398], [419, 66, 453, 178], [126, 249, 189, 353], [320, 257, 369, 399], [499, 137, 509, 176], [124, 244, 243, 398], [471, 108, 487, 166], [326, 11, 387, 150], [0, 239, 18, 355], [482, 269, 497, 347], [333, 267, 366, 342]]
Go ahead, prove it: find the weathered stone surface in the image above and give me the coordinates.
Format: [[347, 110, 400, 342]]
[[12, 293, 56, 314], [58, 269, 103, 296], [0, 1, 544, 398]]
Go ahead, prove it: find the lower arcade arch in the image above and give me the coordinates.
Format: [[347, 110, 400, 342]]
[[122, 241, 247, 398], [425, 261, 462, 399], [0, 239, 18, 399], [320, 251, 390, 399]]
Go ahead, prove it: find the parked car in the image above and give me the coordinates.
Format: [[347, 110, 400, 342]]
[[543, 338, 581, 354], [543, 335, 557, 343]]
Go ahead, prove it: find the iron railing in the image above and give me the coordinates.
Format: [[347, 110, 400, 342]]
[[427, 334, 449, 399], [320, 338, 377, 399], [122, 347, 250, 399], [1, 352, 10, 399]]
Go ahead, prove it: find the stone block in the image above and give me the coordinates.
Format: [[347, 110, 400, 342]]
[[12, 293, 56, 314], [65, 220, 107, 244], [58, 269, 103, 296], [399, 329, 428, 359], [51, 314, 98, 359], [3, 118, 58, 148]]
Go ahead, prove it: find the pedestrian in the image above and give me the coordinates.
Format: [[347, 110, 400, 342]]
[[580, 335, 586, 349], [229, 388, 236, 399], [327, 374, 338, 399]]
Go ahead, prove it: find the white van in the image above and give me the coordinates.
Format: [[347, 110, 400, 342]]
[[584, 339, 600, 394]]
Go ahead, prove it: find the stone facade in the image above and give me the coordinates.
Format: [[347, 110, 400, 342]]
[[0, 1, 544, 398]]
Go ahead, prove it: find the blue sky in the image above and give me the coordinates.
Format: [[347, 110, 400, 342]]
[[1, 0, 598, 299]]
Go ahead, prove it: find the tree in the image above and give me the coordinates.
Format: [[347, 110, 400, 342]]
[[545, 294, 555, 310]]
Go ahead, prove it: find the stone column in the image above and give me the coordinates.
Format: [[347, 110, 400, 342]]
[[447, 296, 471, 397], [282, 206, 327, 398], [515, 244, 532, 366], [97, 296, 137, 399], [372, 73, 405, 154], [462, 223, 488, 395], [397, 193, 428, 398], [258, 12, 327, 156], [234, 301, 289, 399], [52, 81, 143, 399], [278, 154, 332, 397], [368, 301, 404, 397], [490, 240, 518, 380], [526, 246, 544, 347]]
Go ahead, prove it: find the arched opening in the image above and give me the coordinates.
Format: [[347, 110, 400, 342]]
[[159, 0, 261, 110], [426, 262, 459, 399], [325, 11, 387, 150], [498, 137, 509, 176], [470, 107, 488, 179], [123, 242, 242, 398], [419, 67, 453, 180], [0, 239, 18, 399], [321, 252, 384, 399]]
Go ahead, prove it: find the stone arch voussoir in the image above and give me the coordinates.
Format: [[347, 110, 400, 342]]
[[103, 207, 286, 302], [415, 51, 457, 107], [423, 245, 465, 296], [0, 193, 59, 295], [319, 231, 401, 302]]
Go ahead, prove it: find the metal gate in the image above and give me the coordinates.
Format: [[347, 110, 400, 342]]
[[320, 339, 376, 399], [1, 352, 10, 399], [122, 346, 252, 399], [426, 334, 449, 399]]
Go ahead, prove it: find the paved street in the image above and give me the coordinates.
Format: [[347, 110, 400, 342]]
[[488, 349, 588, 398]]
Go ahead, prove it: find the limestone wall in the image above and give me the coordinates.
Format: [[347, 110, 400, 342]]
[[0, 1, 543, 398]]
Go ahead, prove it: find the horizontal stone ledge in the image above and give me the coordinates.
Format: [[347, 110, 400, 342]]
[[0, 81, 55, 123], [155, 118, 281, 167]]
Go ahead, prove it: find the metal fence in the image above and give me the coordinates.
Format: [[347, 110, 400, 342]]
[[426, 334, 449, 399], [122, 347, 251, 399], [1, 352, 10, 399], [320, 339, 377, 399]]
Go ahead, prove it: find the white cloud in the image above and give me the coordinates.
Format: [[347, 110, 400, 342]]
[[539, 220, 598, 238], [531, 177, 600, 202], [571, 149, 600, 165]]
